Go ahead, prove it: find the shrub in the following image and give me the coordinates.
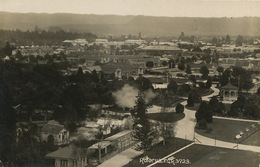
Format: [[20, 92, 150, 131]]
[[176, 103, 184, 113]]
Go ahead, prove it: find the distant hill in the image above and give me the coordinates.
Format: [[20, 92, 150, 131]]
[[0, 12, 260, 36]]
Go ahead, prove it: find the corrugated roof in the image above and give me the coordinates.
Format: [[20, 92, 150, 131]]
[[105, 130, 132, 141], [88, 141, 111, 149]]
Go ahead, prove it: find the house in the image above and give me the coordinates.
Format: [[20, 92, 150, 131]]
[[19, 47, 54, 57], [42, 120, 70, 145], [45, 145, 90, 167], [124, 39, 146, 45], [65, 46, 85, 54], [83, 66, 102, 74], [189, 63, 213, 73], [30, 47, 54, 56], [73, 39, 89, 46], [149, 77, 168, 89], [100, 62, 138, 78], [94, 39, 108, 45]]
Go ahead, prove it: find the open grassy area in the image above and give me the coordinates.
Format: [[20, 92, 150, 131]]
[[242, 130, 260, 146], [154, 144, 260, 167], [148, 112, 185, 123], [185, 103, 201, 111], [195, 118, 258, 144], [197, 88, 214, 96], [123, 138, 192, 167]]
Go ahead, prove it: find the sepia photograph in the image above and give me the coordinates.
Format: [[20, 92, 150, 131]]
[[0, 0, 260, 166]]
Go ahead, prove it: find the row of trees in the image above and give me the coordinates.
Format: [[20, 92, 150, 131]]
[[0, 57, 158, 164], [211, 34, 254, 46], [229, 91, 260, 119], [0, 29, 97, 48], [219, 67, 254, 91]]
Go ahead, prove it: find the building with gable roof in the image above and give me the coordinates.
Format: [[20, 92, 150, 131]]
[[45, 144, 91, 167], [42, 120, 69, 145]]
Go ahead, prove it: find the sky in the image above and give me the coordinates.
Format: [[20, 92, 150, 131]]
[[1, 0, 260, 17]]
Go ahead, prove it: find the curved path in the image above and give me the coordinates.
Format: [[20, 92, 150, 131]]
[[174, 85, 260, 153]]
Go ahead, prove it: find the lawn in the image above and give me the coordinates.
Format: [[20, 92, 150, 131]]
[[185, 103, 201, 111], [242, 130, 260, 146], [148, 112, 185, 123], [154, 144, 260, 167], [195, 118, 257, 143], [123, 138, 192, 167]]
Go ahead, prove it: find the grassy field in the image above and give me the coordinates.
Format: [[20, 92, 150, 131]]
[[148, 112, 185, 123], [123, 138, 192, 167], [185, 103, 201, 110], [153, 144, 260, 167], [242, 130, 260, 146], [195, 118, 256, 143]]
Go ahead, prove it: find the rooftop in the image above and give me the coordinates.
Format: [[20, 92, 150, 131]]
[[220, 82, 238, 90], [140, 45, 182, 51], [42, 120, 65, 135], [46, 145, 89, 160], [88, 140, 111, 149], [105, 130, 132, 141]]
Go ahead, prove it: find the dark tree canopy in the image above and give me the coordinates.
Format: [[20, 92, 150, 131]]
[[244, 94, 260, 119], [161, 61, 168, 66], [168, 59, 175, 68], [185, 64, 192, 74], [200, 65, 209, 79], [187, 93, 194, 107], [176, 103, 184, 113], [167, 80, 178, 93], [195, 101, 213, 123], [217, 66, 224, 74], [132, 93, 156, 151], [178, 63, 185, 71], [146, 61, 154, 68], [205, 76, 212, 89]]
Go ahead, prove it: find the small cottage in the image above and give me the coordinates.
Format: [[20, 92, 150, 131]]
[[42, 120, 69, 145]]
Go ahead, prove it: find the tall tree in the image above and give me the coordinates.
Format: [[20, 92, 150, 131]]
[[176, 103, 184, 113], [187, 93, 194, 107], [244, 94, 260, 119], [179, 32, 185, 41], [185, 64, 192, 74], [178, 63, 185, 71], [195, 101, 213, 123], [235, 35, 243, 46], [132, 93, 156, 151], [146, 61, 154, 69], [217, 66, 224, 76], [0, 84, 16, 164], [2, 42, 13, 56], [205, 76, 212, 89], [200, 65, 209, 79], [167, 80, 178, 93], [168, 59, 175, 68], [225, 34, 231, 44]]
